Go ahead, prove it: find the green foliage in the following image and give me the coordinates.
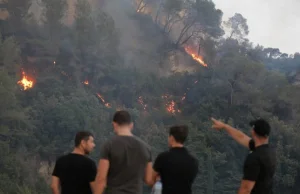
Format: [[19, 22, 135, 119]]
[[0, 0, 299, 193]]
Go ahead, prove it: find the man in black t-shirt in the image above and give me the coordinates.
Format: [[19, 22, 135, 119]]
[[51, 131, 97, 194], [151, 125, 199, 194], [211, 118, 276, 194]]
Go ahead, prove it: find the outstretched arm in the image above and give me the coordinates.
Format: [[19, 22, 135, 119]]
[[211, 118, 251, 148]]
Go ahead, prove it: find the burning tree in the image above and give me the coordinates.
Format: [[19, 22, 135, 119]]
[[17, 71, 34, 90]]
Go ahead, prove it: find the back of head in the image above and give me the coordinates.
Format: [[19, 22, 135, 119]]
[[169, 125, 189, 144], [249, 119, 271, 138], [113, 110, 132, 126]]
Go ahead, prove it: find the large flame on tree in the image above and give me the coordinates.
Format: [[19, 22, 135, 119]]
[[17, 71, 34, 90], [184, 46, 208, 67]]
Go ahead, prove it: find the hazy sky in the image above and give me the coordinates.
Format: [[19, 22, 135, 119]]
[[213, 0, 300, 54]]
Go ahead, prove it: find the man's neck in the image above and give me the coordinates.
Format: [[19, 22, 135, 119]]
[[254, 139, 268, 147], [116, 128, 133, 136], [171, 143, 184, 148], [72, 148, 85, 155]]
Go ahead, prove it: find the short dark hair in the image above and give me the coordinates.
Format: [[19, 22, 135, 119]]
[[249, 119, 271, 137], [113, 110, 132, 125], [169, 125, 189, 144], [75, 131, 93, 147]]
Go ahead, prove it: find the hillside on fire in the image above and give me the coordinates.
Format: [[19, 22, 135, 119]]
[[0, 0, 300, 193]]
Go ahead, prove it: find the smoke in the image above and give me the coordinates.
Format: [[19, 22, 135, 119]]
[[26, 0, 204, 75], [214, 0, 300, 54]]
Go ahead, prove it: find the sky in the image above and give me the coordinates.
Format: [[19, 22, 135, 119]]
[[213, 0, 300, 54]]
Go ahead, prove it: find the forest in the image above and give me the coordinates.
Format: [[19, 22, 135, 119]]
[[0, 0, 300, 193]]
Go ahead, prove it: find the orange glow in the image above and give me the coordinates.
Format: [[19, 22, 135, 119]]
[[181, 93, 186, 101], [17, 71, 34, 90], [138, 96, 147, 110], [162, 95, 181, 114], [83, 80, 89, 85], [96, 93, 111, 108], [166, 100, 176, 114], [184, 46, 208, 67]]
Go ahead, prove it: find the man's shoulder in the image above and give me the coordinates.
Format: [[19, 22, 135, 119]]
[[57, 154, 95, 164], [188, 152, 199, 163], [245, 150, 260, 165], [132, 136, 151, 148], [111, 135, 150, 148], [55, 153, 70, 162], [156, 150, 172, 159]]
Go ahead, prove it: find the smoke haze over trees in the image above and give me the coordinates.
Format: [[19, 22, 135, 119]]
[[0, 0, 300, 193]]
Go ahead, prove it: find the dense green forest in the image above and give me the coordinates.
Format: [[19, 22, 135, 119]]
[[0, 0, 300, 193]]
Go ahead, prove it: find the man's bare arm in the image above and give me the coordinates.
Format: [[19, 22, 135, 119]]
[[144, 162, 155, 186], [90, 181, 96, 193], [51, 176, 60, 194], [94, 159, 110, 194], [211, 118, 251, 148], [223, 123, 251, 148], [151, 169, 160, 185], [238, 180, 255, 194]]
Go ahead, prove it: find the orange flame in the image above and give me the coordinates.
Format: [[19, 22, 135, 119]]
[[17, 71, 34, 90], [184, 47, 208, 67], [162, 95, 181, 114], [96, 93, 111, 108], [181, 93, 186, 101], [138, 96, 147, 110], [83, 80, 89, 85], [166, 100, 176, 114]]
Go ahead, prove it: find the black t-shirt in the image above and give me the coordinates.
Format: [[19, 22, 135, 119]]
[[153, 147, 199, 194], [52, 153, 97, 194], [243, 140, 276, 194]]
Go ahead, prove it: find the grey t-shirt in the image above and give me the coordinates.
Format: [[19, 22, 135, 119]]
[[100, 135, 152, 194]]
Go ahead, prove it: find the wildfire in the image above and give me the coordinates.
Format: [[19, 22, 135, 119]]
[[96, 93, 111, 108], [17, 71, 34, 90], [83, 80, 89, 85], [181, 93, 186, 101], [166, 100, 176, 114], [184, 47, 208, 67], [162, 95, 181, 114], [138, 96, 147, 110]]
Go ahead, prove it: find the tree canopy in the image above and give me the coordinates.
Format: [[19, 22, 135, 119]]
[[0, 0, 299, 193]]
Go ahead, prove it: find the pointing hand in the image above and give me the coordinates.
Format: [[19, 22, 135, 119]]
[[211, 117, 226, 130]]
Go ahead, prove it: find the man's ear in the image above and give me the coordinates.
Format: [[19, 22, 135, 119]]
[[80, 139, 86, 147], [130, 122, 134, 130]]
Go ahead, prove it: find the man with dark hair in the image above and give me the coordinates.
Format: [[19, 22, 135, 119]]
[[51, 131, 96, 194], [211, 118, 276, 194], [94, 110, 153, 194], [151, 125, 199, 194]]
